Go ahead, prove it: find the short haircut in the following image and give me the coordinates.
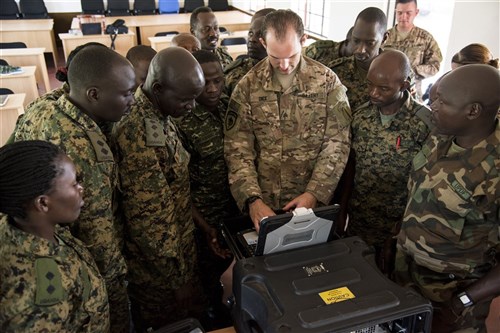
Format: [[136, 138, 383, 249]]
[[192, 49, 221, 66], [56, 42, 106, 83], [190, 6, 213, 29], [0, 140, 65, 219], [261, 9, 304, 42], [126, 45, 157, 67], [396, 0, 417, 5], [355, 7, 388, 36], [68, 45, 126, 92]]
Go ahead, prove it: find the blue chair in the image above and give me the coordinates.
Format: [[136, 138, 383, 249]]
[[158, 0, 179, 14], [208, 0, 228, 11]]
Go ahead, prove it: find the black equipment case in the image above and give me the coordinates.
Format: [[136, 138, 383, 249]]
[[232, 237, 432, 333]]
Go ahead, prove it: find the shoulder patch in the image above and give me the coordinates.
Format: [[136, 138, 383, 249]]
[[86, 130, 114, 162], [224, 99, 241, 133], [35, 258, 63, 306], [144, 118, 166, 147]]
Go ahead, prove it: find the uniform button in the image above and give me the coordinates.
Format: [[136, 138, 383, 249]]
[[449, 273, 455, 279]]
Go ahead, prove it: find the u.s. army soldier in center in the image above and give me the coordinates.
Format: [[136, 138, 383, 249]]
[[13, 45, 135, 333], [224, 9, 351, 230]]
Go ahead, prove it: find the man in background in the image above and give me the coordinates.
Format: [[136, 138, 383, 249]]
[[384, 0, 442, 101], [190, 6, 233, 69], [304, 26, 354, 66]]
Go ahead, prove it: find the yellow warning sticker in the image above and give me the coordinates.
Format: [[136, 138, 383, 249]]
[[319, 287, 355, 304]]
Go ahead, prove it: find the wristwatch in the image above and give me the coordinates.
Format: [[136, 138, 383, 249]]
[[456, 292, 474, 308], [245, 196, 261, 212]]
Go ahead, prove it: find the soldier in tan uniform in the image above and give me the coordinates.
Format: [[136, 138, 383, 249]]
[[384, 0, 442, 101], [223, 8, 276, 97], [113, 47, 208, 332], [190, 6, 233, 69], [14, 45, 135, 333], [0, 140, 109, 333], [224, 9, 351, 230], [395, 64, 500, 332]]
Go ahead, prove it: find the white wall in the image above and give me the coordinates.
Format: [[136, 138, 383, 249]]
[[444, 0, 499, 72]]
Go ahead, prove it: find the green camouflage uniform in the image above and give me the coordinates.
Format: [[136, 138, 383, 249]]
[[0, 217, 109, 333], [174, 98, 237, 326], [224, 55, 352, 210], [327, 55, 370, 111], [303, 39, 346, 66], [113, 88, 201, 330], [214, 46, 234, 70], [223, 57, 261, 98], [395, 121, 500, 331], [13, 95, 129, 333], [174, 97, 237, 227], [384, 26, 442, 101], [348, 92, 432, 247]]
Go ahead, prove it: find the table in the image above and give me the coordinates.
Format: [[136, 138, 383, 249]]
[[59, 32, 136, 60], [0, 93, 25, 146], [0, 48, 51, 92], [73, 11, 252, 46], [0, 66, 39, 107], [0, 19, 58, 66]]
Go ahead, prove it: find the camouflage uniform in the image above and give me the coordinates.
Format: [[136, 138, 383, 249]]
[[5, 83, 69, 146], [223, 57, 262, 98], [214, 46, 234, 70], [174, 97, 238, 227], [113, 88, 202, 331], [384, 26, 443, 101], [0, 217, 109, 333], [327, 55, 370, 111], [395, 121, 500, 331], [303, 39, 346, 66], [224, 55, 352, 210], [13, 95, 129, 333], [174, 97, 237, 328], [348, 92, 432, 247]]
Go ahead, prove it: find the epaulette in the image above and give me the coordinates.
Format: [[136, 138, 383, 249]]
[[327, 56, 349, 69], [144, 118, 166, 147]]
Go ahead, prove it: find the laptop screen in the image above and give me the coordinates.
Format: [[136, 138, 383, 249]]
[[236, 205, 339, 257]]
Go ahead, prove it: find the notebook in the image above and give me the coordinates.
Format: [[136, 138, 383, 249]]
[[233, 205, 339, 258]]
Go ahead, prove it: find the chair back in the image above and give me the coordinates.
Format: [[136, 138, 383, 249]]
[[158, 0, 179, 14], [19, 0, 50, 19], [208, 0, 228, 11], [81, 0, 106, 15], [221, 37, 246, 46], [0, 88, 15, 95], [0, 0, 20, 19], [0, 59, 9, 66], [0, 42, 28, 49], [107, 0, 131, 16], [183, 0, 204, 13], [134, 0, 157, 15], [154, 31, 179, 37]]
